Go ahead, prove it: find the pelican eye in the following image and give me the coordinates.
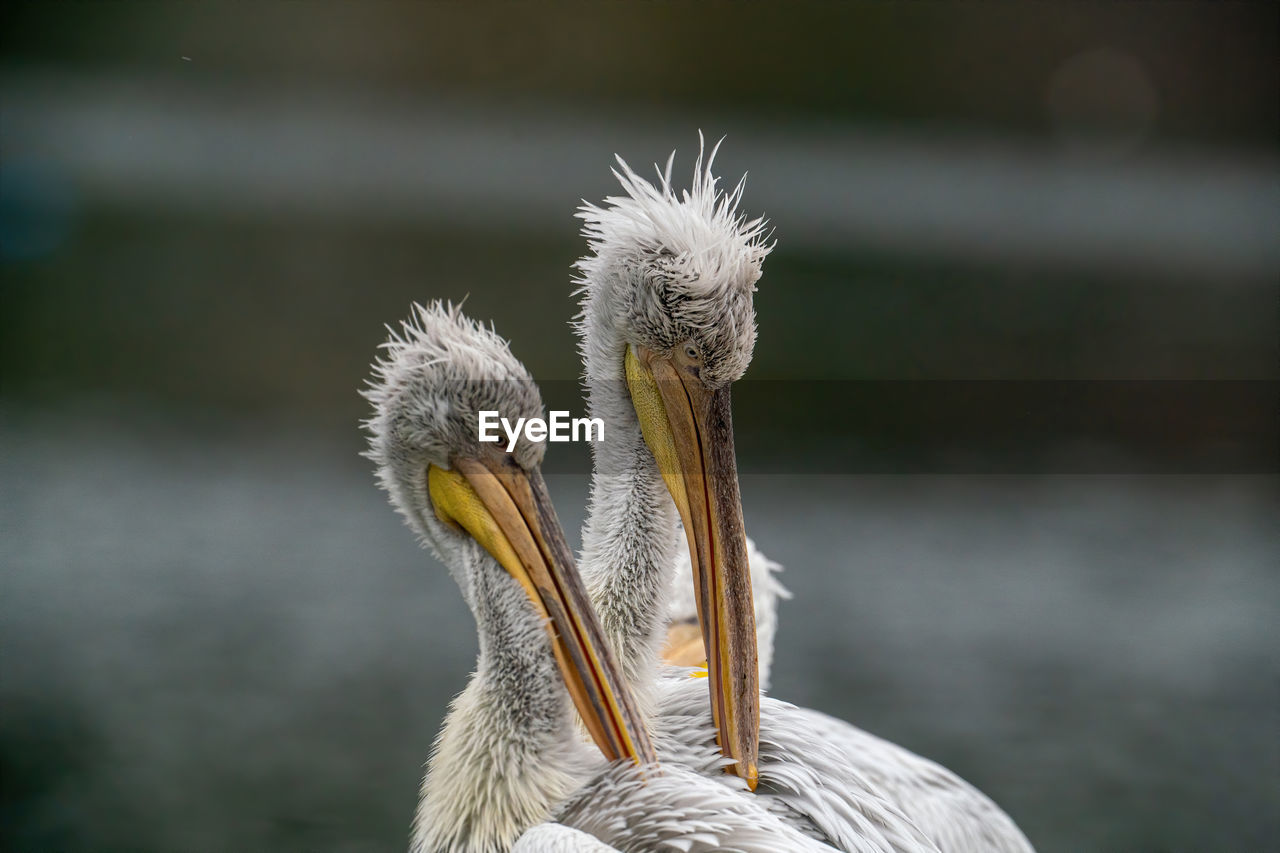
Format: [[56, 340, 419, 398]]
[[683, 345, 699, 361]]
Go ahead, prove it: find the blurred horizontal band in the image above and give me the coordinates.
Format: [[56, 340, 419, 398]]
[[385, 378, 1278, 474], [2, 70, 1277, 278], [565, 378, 1272, 475]]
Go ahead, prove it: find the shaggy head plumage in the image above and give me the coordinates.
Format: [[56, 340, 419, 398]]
[[362, 303, 598, 853], [574, 135, 773, 386], [361, 301, 545, 554]]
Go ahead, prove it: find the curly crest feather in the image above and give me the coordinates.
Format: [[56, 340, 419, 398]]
[[573, 135, 772, 388], [575, 133, 772, 297], [361, 300, 545, 549]]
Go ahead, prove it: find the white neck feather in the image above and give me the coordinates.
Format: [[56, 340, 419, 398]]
[[411, 549, 594, 853], [577, 298, 680, 720]]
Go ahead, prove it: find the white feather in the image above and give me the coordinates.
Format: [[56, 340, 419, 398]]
[[554, 762, 842, 853]]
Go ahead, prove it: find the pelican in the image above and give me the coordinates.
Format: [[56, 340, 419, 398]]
[[663, 529, 789, 691], [573, 140, 1033, 851], [364, 302, 855, 853]]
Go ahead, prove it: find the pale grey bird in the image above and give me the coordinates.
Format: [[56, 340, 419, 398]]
[[574, 139, 768, 791], [572, 140, 1034, 852], [364, 302, 849, 853], [663, 530, 789, 691]]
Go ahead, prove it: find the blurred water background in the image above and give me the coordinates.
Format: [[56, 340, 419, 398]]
[[2, 3, 1277, 851]]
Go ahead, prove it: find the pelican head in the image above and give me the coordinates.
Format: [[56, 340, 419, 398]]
[[574, 138, 772, 788], [364, 303, 655, 850]]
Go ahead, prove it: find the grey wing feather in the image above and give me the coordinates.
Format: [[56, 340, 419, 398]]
[[797, 708, 1035, 853], [653, 674, 941, 853], [556, 762, 843, 853]]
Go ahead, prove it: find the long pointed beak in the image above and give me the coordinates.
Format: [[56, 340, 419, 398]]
[[428, 454, 656, 767], [626, 345, 760, 789]]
